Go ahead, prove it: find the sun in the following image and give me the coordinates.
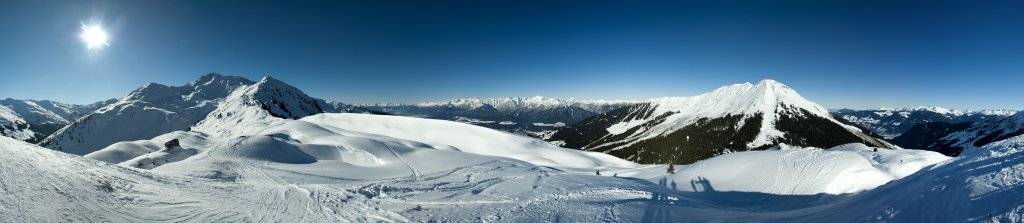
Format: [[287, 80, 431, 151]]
[[80, 23, 109, 49]]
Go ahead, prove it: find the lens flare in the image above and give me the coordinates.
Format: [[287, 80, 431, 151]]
[[80, 23, 109, 49]]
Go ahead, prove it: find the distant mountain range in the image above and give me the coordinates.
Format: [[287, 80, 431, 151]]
[[363, 97, 636, 135], [832, 107, 1016, 139], [0, 98, 115, 142], [547, 80, 896, 164], [893, 111, 1024, 156]]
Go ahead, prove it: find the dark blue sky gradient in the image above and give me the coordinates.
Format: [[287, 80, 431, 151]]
[[0, 0, 1021, 109]]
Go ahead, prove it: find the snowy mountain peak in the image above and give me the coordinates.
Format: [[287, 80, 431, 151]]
[[236, 76, 327, 119], [550, 80, 894, 164], [756, 79, 786, 88], [650, 79, 831, 120]]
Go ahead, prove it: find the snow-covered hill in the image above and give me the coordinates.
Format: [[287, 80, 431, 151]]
[[364, 96, 636, 134], [897, 111, 1024, 156], [832, 106, 1016, 138], [549, 80, 896, 164], [0, 98, 115, 142]]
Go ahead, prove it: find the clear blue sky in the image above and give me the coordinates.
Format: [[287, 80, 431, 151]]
[[0, 0, 1021, 110]]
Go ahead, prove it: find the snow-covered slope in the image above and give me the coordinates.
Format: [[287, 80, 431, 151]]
[[833, 106, 1016, 138], [549, 80, 895, 164], [613, 143, 949, 195], [38, 73, 255, 155], [0, 98, 115, 142], [6, 119, 1015, 222], [364, 96, 636, 134], [806, 134, 1024, 222], [303, 113, 638, 169]]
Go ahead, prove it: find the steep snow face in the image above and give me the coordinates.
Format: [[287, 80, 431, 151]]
[[364, 96, 636, 134], [833, 106, 1016, 138], [550, 79, 893, 164], [39, 73, 255, 155]]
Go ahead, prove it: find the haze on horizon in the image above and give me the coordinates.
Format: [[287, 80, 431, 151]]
[[0, 0, 1021, 110]]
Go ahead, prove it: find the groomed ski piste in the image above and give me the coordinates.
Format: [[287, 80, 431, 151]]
[[3, 79, 1022, 222]]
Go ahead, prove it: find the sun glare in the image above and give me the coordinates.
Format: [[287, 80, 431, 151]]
[[80, 23, 109, 49]]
